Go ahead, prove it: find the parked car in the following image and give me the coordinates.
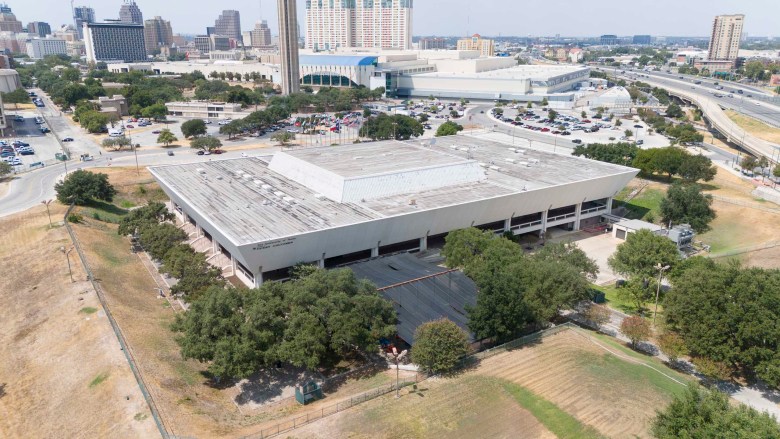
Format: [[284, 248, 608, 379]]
[[29, 161, 44, 169], [152, 130, 161, 134], [572, 139, 583, 144], [167, 150, 174, 156], [62, 137, 74, 142], [196, 150, 205, 155], [125, 125, 135, 129], [19, 150, 35, 156], [213, 149, 225, 154]]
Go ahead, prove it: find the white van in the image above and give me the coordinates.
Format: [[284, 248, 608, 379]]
[[108, 129, 124, 137]]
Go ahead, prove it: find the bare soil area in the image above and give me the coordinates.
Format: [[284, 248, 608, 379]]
[[0, 204, 157, 438]]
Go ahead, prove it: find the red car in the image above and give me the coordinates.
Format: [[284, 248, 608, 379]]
[[213, 149, 225, 154], [541, 127, 550, 132], [582, 119, 592, 123], [125, 125, 135, 129]]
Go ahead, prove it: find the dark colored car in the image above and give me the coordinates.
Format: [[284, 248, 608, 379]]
[[196, 150, 205, 155], [62, 137, 74, 142]]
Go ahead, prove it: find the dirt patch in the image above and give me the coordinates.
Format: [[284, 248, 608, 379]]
[[0, 179, 10, 199], [291, 375, 556, 439], [476, 330, 686, 438], [0, 204, 157, 438], [726, 110, 780, 144]]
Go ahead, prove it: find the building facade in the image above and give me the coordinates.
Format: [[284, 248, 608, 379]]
[[118, 0, 144, 25], [26, 38, 68, 59], [278, 0, 300, 94], [27, 22, 52, 37], [73, 6, 95, 40], [165, 101, 245, 119], [632, 35, 651, 45], [84, 23, 146, 63], [144, 16, 173, 55], [214, 10, 242, 41], [708, 14, 744, 64], [600, 34, 618, 45], [151, 137, 636, 286], [250, 20, 272, 48], [0, 7, 22, 33], [419, 37, 447, 50], [456, 34, 494, 57], [305, 0, 413, 51]]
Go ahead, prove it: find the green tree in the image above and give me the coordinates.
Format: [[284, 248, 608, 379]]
[[773, 165, 780, 179], [665, 103, 685, 118], [78, 110, 110, 133], [411, 318, 470, 374], [548, 109, 558, 121], [652, 386, 780, 439], [190, 135, 222, 152], [620, 315, 651, 349], [271, 131, 295, 145], [572, 142, 639, 167], [181, 119, 207, 138], [141, 103, 168, 122], [54, 170, 116, 205], [442, 228, 495, 268], [678, 154, 717, 182], [435, 121, 463, 137], [138, 223, 187, 260], [102, 136, 132, 151], [541, 98, 548, 106], [1, 87, 31, 107], [657, 331, 687, 364], [219, 120, 243, 139], [608, 229, 680, 283], [581, 110, 587, 118], [660, 183, 715, 232], [624, 129, 634, 139], [157, 129, 177, 146], [117, 202, 173, 236], [741, 155, 758, 171], [0, 161, 11, 178], [359, 114, 423, 141]]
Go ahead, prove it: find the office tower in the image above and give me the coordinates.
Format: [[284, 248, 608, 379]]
[[251, 20, 272, 48], [144, 16, 173, 54], [84, 22, 146, 63], [0, 4, 22, 33], [194, 35, 210, 53], [419, 37, 447, 50], [73, 6, 95, 39], [119, 0, 144, 25], [708, 14, 744, 61], [600, 34, 618, 45], [27, 22, 52, 37], [214, 10, 242, 41], [305, 0, 413, 50], [277, 0, 300, 95], [27, 38, 68, 59], [632, 35, 651, 45]]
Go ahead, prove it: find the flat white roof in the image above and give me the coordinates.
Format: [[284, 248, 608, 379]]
[[411, 64, 589, 81], [149, 137, 636, 246]]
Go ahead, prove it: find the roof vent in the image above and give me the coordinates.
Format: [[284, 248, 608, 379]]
[[459, 147, 469, 152], [216, 176, 223, 180], [262, 200, 271, 206], [196, 168, 206, 174], [261, 184, 272, 190], [504, 158, 517, 164], [314, 194, 324, 199], [274, 191, 285, 197], [515, 149, 525, 154], [489, 165, 501, 171], [409, 199, 417, 206]]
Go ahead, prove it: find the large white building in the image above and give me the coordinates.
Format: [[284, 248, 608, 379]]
[[84, 22, 146, 63], [26, 38, 67, 59], [305, 0, 413, 51], [150, 137, 637, 287]]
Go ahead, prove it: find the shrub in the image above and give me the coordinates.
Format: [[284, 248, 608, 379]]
[[411, 318, 470, 374], [67, 213, 83, 223]]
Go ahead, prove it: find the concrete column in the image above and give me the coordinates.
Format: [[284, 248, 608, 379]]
[[419, 236, 428, 252], [212, 239, 218, 254], [539, 210, 548, 238], [371, 247, 379, 258], [574, 203, 583, 230], [318, 253, 325, 269], [196, 225, 203, 238], [253, 270, 263, 288], [230, 256, 237, 277], [504, 218, 512, 232], [606, 197, 614, 214]]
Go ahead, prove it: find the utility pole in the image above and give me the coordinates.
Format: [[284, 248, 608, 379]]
[[41, 199, 53, 228], [61, 246, 75, 282], [388, 347, 408, 398], [653, 263, 670, 324]]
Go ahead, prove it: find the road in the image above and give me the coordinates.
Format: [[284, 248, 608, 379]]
[[606, 70, 780, 161]]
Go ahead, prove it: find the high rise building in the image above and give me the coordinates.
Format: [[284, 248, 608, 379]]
[[119, 0, 144, 25], [419, 37, 447, 50], [143, 16, 173, 55], [27, 38, 67, 59], [73, 6, 95, 40], [214, 10, 241, 41], [305, 0, 413, 51], [600, 34, 618, 45], [250, 20, 272, 48], [277, 0, 300, 95], [0, 4, 22, 33], [456, 34, 494, 57], [27, 22, 52, 37], [193, 35, 210, 53], [632, 35, 651, 45], [708, 14, 744, 62], [84, 22, 146, 63]]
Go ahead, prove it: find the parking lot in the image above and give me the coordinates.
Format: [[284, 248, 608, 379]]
[[1, 110, 66, 171], [490, 106, 670, 149]]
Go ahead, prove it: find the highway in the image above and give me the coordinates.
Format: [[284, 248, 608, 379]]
[[605, 68, 780, 128], [605, 69, 780, 161]]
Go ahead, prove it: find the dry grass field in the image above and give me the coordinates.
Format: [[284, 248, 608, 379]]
[[291, 329, 690, 439], [726, 110, 780, 144], [0, 203, 157, 438]]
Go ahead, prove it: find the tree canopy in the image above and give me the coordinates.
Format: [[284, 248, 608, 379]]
[[190, 135, 222, 151], [665, 259, 780, 389], [157, 129, 177, 146], [660, 183, 715, 232], [572, 142, 639, 167], [173, 268, 397, 379], [54, 170, 116, 205], [633, 147, 715, 182], [435, 121, 463, 137], [608, 229, 680, 282], [652, 386, 780, 438], [411, 318, 470, 374], [359, 114, 423, 141], [181, 119, 207, 138], [443, 229, 595, 341]]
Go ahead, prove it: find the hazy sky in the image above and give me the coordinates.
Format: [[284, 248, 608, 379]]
[[11, 0, 779, 37]]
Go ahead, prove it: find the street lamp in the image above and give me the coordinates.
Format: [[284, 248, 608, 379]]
[[653, 263, 670, 324], [60, 245, 75, 282], [41, 199, 53, 228]]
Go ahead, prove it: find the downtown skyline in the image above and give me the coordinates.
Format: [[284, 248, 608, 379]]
[[8, 0, 779, 39]]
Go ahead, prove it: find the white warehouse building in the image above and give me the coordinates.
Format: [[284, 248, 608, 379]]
[[150, 137, 637, 287]]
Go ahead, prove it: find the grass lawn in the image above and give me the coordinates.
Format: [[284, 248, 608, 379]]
[[592, 283, 663, 318], [501, 381, 603, 439], [725, 110, 780, 144], [615, 187, 666, 221]]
